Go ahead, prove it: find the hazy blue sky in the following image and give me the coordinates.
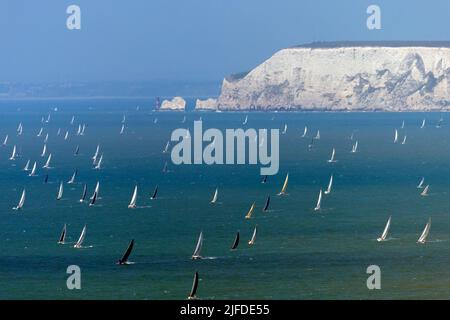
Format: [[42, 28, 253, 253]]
[[0, 0, 449, 82]]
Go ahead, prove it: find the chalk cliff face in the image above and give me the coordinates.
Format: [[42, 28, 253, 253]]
[[195, 98, 217, 110], [217, 42, 450, 111], [160, 96, 186, 111]]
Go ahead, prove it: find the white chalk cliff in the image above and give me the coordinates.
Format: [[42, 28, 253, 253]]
[[217, 42, 450, 111], [160, 96, 186, 111], [195, 98, 217, 110]]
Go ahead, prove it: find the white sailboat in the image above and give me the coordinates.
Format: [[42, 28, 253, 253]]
[[162, 141, 170, 153], [301, 126, 307, 138], [394, 129, 398, 143], [90, 181, 100, 200], [282, 124, 287, 134], [2, 134, 8, 146], [210, 188, 218, 204], [23, 160, 30, 171], [377, 216, 391, 242], [76, 124, 82, 135], [314, 189, 323, 211], [420, 185, 429, 196], [80, 124, 86, 136], [245, 202, 256, 219], [40, 144, 47, 157], [192, 231, 203, 260], [243, 115, 248, 125], [37, 127, 43, 137], [420, 119, 426, 129], [74, 225, 87, 248], [57, 181, 64, 200], [351, 140, 358, 153], [70, 115, 75, 125], [43, 153, 52, 169], [13, 189, 26, 210], [17, 123, 23, 135], [324, 175, 333, 195], [92, 144, 100, 161], [44, 133, 49, 143], [314, 130, 320, 140], [417, 218, 431, 244], [9, 145, 17, 160], [248, 225, 257, 245], [401, 120, 405, 129], [67, 169, 77, 184], [327, 148, 336, 163], [417, 177, 425, 189], [120, 124, 125, 135], [28, 161, 37, 177], [94, 154, 103, 170], [64, 131, 69, 140], [128, 185, 138, 209], [401, 135, 407, 145], [277, 173, 289, 196]]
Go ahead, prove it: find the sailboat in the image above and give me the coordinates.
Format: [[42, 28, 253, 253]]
[[120, 124, 125, 135], [9, 145, 17, 160], [117, 239, 135, 265], [64, 131, 69, 140], [401, 135, 407, 145], [91, 181, 100, 200], [23, 160, 30, 171], [76, 124, 82, 136], [261, 175, 268, 184], [13, 189, 26, 210], [181, 115, 187, 124], [282, 124, 287, 134], [314, 130, 320, 140], [45, 114, 51, 123], [94, 153, 103, 170], [417, 218, 431, 244], [277, 173, 289, 195], [92, 144, 100, 161], [43, 174, 48, 184], [301, 126, 307, 138], [28, 161, 37, 177], [324, 175, 333, 195], [420, 185, 429, 196], [2, 134, 8, 146], [417, 177, 425, 188], [243, 115, 248, 125], [401, 120, 405, 129], [89, 191, 97, 206], [44, 133, 49, 143], [230, 232, 240, 250], [351, 140, 358, 153], [210, 188, 218, 204], [57, 181, 64, 200], [70, 115, 75, 125], [128, 185, 138, 209], [57, 128, 61, 136], [40, 144, 47, 157], [150, 185, 158, 200], [17, 123, 23, 135], [245, 202, 256, 219], [74, 145, 80, 156], [377, 216, 391, 242], [79, 184, 87, 202], [162, 141, 170, 153], [248, 225, 257, 245], [122, 114, 126, 124], [314, 189, 323, 211], [37, 127, 43, 137], [327, 148, 337, 163], [73, 225, 87, 248], [67, 169, 77, 184], [192, 231, 203, 260], [188, 271, 199, 300], [43, 153, 52, 169], [420, 119, 426, 129], [58, 224, 67, 244], [162, 161, 168, 173], [262, 195, 270, 212], [394, 129, 398, 143], [80, 124, 86, 136]]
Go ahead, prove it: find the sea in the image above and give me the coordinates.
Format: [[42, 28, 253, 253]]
[[1, 98, 450, 300]]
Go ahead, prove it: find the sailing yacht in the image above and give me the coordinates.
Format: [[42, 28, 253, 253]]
[[64, 131, 69, 140], [401, 120, 405, 129], [91, 181, 100, 200], [245, 202, 256, 219], [192, 231, 203, 260], [314, 130, 320, 140], [74, 145, 80, 156], [44, 133, 49, 143], [282, 124, 287, 134], [417, 177, 425, 188], [43, 154, 52, 169], [420, 185, 429, 196], [128, 185, 138, 209], [57, 181, 64, 200], [401, 135, 407, 145], [120, 124, 125, 135], [150, 185, 158, 200], [377, 216, 391, 242], [73, 225, 87, 248], [324, 175, 333, 195], [277, 173, 289, 196], [80, 184, 87, 202], [94, 154, 103, 170], [351, 140, 358, 153], [417, 218, 431, 244], [243, 115, 248, 125], [394, 129, 398, 143], [89, 191, 97, 206], [210, 188, 218, 204], [248, 225, 257, 245], [9, 145, 17, 160], [301, 126, 307, 138], [162, 141, 170, 153], [314, 189, 323, 211], [28, 161, 37, 177], [188, 272, 199, 300], [58, 224, 67, 244], [327, 148, 337, 163], [40, 144, 47, 157], [420, 119, 426, 129], [67, 169, 77, 184], [13, 189, 26, 210], [261, 175, 268, 184], [262, 195, 270, 212], [230, 232, 240, 250], [37, 127, 43, 137], [23, 160, 30, 171], [117, 239, 134, 265], [2, 134, 8, 146]]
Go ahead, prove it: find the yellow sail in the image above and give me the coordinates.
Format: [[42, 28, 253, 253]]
[[245, 202, 256, 219], [278, 173, 289, 195]]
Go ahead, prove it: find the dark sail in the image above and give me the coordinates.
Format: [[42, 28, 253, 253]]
[[44, 174, 48, 184], [261, 175, 267, 184], [58, 224, 66, 244], [262, 195, 270, 212], [151, 185, 158, 200], [89, 191, 97, 206], [231, 232, 240, 250], [118, 239, 134, 265], [74, 145, 80, 156], [188, 271, 199, 299]]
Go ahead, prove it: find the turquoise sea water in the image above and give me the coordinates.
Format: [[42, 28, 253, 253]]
[[1, 99, 450, 299]]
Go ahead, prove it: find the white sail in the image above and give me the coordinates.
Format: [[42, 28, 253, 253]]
[[90, 181, 100, 200], [43, 153, 52, 168], [282, 124, 287, 134], [210, 188, 218, 204], [394, 129, 398, 143], [243, 115, 248, 125], [248, 225, 257, 245], [64, 131, 69, 140], [327, 148, 336, 163], [37, 127, 43, 137], [128, 185, 138, 208], [401, 135, 407, 145], [74, 225, 87, 248], [92, 144, 100, 161], [417, 218, 431, 244], [401, 120, 405, 129], [40, 144, 47, 157], [277, 173, 289, 195], [68, 170, 77, 184], [315, 130, 320, 140], [57, 181, 64, 200], [377, 216, 391, 242], [417, 177, 425, 189], [80, 124, 86, 136], [76, 124, 82, 135], [420, 119, 426, 129], [9, 145, 17, 160], [70, 115, 75, 125], [163, 141, 170, 153], [13, 189, 26, 210], [351, 140, 358, 153], [122, 114, 126, 124], [44, 133, 49, 143], [23, 160, 30, 171], [94, 153, 103, 169], [3, 134, 8, 146], [17, 123, 23, 135], [29, 161, 37, 177], [421, 185, 429, 196], [314, 189, 323, 211], [324, 175, 333, 195], [192, 231, 203, 259], [301, 126, 307, 138], [120, 124, 125, 135]]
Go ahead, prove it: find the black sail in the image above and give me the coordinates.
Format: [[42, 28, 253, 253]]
[[80, 184, 87, 201], [118, 239, 134, 264], [262, 195, 270, 212], [188, 271, 199, 299], [151, 185, 158, 199], [231, 232, 240, 250], [58, 224, 66, 244], [89, 191, 97, 206]]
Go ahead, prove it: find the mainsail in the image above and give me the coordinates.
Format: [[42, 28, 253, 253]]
[[74, 225, 87, 248], [230, 232, 240, 250], [377, 216, 391, 242], [192, 232, 203, 259], [117, 239, 135, 265], [417, 218, 431, 244], [128, 185, 138, 208], [58, 224, 67, 244], [277, 173, 289, 195], [324, 175, 333, 195], [248, 225, 257, 245], [245, 202, 256, 219], [13, 189, 26, 210], [314, 189, 323, 211]]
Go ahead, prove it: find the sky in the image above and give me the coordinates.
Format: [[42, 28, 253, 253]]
[[0, 0, 449, 83]]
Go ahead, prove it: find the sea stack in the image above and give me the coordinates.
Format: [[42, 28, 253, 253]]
[[216, 41, 450, 111], [195, 98, 218, 111], [159, 96, 186, 111]]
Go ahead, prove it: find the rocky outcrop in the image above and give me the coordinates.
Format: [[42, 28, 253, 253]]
[[217, 42, 450, 111], [160, 96, 186, 111], [195, 98, 217, 111]]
